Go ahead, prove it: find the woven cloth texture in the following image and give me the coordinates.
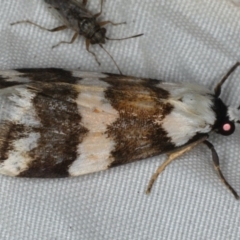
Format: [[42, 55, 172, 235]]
[[1, 0, 240, 239]]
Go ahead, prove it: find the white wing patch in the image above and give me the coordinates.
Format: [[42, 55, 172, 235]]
[[0, 132, 40, 176], [0, 70, 31, 83], [228, 107, 240, 122], [0, 86, 40, 126], [159, 82, 216, 146], [0, 87, 42, 176], [68, 80, 119, 176]]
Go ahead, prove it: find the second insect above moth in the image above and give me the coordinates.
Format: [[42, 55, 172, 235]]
[[11, 0, 143, 74]]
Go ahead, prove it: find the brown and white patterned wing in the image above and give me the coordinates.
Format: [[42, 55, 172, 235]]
[[0, 69, 215, 178], [0, 69, 174, 177]]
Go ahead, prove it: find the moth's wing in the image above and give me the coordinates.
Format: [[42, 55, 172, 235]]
[[0, 69, 216, 178], [157, 82, 216, 146], [1, 68, 107, 85], [0, 70, 168, 177], [0, 80, 88, 177], [68, 77, 215, 174]]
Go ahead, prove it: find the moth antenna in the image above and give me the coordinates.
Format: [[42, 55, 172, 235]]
[[105, 33, 143, 41], [99, 44, 123, 75], [215, 62, 240, 97]]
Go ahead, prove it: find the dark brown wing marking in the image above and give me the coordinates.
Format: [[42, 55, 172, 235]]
[[0, 123, 29, 162], [19, 83, 88, 177], [16, 68, 82, 84], [102, 76, 175, 167]]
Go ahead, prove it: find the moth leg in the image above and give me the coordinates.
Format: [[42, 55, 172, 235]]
[[85, 39, 101, 65], [99, 20, 126, 27], [203, 140, 239, 199], [94, 0, 104, 18], [146, 135, 208, 194], [52, 32, 78, 48], [10, 20, 67, 32]]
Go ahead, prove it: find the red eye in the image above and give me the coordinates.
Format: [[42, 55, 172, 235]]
[[220, 121, 235, 136], [223, 123, 231, 131]]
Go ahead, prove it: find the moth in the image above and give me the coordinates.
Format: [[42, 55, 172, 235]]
[[0, 63, 239, 199], [10, 0, 143, 74]]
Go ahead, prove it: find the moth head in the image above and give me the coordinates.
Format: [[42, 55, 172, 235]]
[[213, 62, 240, 136], [90, 28, 106, 44], [213, 98, 236, 136]]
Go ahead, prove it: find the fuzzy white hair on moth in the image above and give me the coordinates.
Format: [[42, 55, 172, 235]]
[[0, 63, 239, 199]]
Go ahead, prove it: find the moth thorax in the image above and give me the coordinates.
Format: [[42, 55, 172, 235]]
[[214, 98, 236, 136]]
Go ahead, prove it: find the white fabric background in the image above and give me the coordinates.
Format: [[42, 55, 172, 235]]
[[1, 0, 240, 239]]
